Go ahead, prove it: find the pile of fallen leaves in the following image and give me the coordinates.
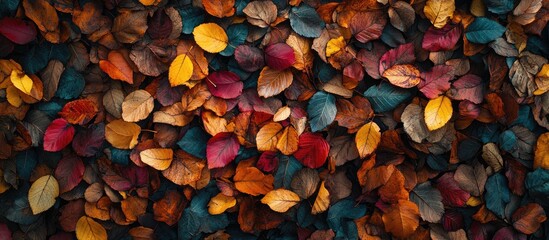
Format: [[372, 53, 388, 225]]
[[0, 0, 549, 239]]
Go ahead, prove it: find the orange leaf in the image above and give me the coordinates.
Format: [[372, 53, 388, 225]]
[[512, 203, 547, 234], [121, 196, 147, 222], [153, 190, 187, 226], [99, 50, 134, 84], [59, 99, 98, 125], [256, 122, 284, 152], [276, 126, 299, 155], [382, 200, 420, 238], [382, 64, 421, 88], [234, 167, 274, 196], [203, 0, 235, 18]]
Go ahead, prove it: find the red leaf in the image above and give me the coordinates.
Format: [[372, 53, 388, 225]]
[[492, 227, 526, 240], [357, 42, 387, 79], [264, 43, 296, 70], [419, 65, 454, 99], [458, 100, 480, 119], [257, 151, 278, 172], [422, 24, 462, 51], [442, 209, 464, 231], [58, 99, 98, 125], [436, 173, 470, 207], [294, 132, 330, 168], [0, 223, 11, 240], [147, 9, 173, 40], [379, 42, 415, 75], [448, 74, 484, 104], [235, 45, 265, 72], [55, 153, 85, 194], [0, 17, 37, 44], [207, 132, 240, 169], [43, 118, 75, 152], [350, 11, 386, 43], [72, 123, 105, 157], [206, 71, 244, 99]]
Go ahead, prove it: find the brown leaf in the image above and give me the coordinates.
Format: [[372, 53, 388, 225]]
[[243, 1, 278, 28], [382, 200, 420, 238], [512, 203, 547, 234], [121, 196, 147, 222], [153, 103, 194, 127], [153, 190, 187, 226], [112, 10, 148, 44], [335, 96, 374, 133], [162, 150, 206, 186], [23, 0, 59, 42], [290, 168, 320, 199], [121, 90, 154, 122], [40, 60, 64, 101], [258, 67, 293, 98]]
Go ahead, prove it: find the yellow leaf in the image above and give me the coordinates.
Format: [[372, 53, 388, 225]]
[[140, 148, 174, 170], [122, 90, 154, 122], [286, 33, 313, 70], [535, 64, 549, 95], [311, 181, 330, 214], [326, 36, 346, 57], [76, 216, 108, 240], [273, 106, 291, 122], [534, 133, 549, 169], [28, 175, 59, 214], [424, 95, 453, 131], [424, 0, 455, 28], [382, 64, 421, 88], [169, 54, 194, 87], [355, 122, 381, 158], [6, 85, 22, 107], [105, 119, 141, 149], [276, 126, 299, 155], [10, 70, 33, 94], [261, 189, 301, 213], [193, 23, 228, 53], [139, 0, 160, 6], [256, 122, 284, 152], [208, 193, 237, 215]]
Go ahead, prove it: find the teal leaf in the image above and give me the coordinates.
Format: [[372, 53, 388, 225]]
[[6, 196, 40, 225], [485, 173, 510, 219], [220, 24, 248, 57], [55, 67, 84, 100], [526, 168, 549, 200], [274, 155, 302, 189], [15, 150, 37, 181], [363, 82, 413, 112], [289, 4, 325, 38], [307, 91, 336, 132], [465, 17, 506, 44], [484, 0, 513, 15], [0, 0, 19, 18], [178, 183, 229, 240], [110, 148, 130, 165], [177, 127, 209, 159], [499, 130, 517, 152], [178, 7, 204, 35], [410, 182, 444, 223], [327, 199, 367, 234]]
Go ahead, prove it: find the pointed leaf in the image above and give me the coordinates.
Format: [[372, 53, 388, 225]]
[[43, 118, 75, 152], [307, 91, 336, 132], [206, 132, 240, 169], [192, 23, 228, 53], [28, 175, 59, 214], [424, 95, 453, 131], [261, 189, 300, 213]]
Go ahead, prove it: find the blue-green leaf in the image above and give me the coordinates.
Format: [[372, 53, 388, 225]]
[[274, 155, 302, 189], [177, 127, 209, 159], [484, 0, 513, 15], [327, 199, 366, 234], [220, 24, 248, 57], [465, 17, 506, 44], [363, 82, 413, 112], [178, 7, 204, 35], [307, 91, 336, 132], [485, 173, 510, 218], [55, 67, 84, 100], [289, 4, 324, 38]]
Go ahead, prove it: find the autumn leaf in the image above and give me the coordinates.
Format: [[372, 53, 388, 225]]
[[382, 200, 420, 238], [208, 193, 237, 215], [234, 166, 274, 196], [261, 189, 301, 213], [105, 120, 141, 149], [382, 64, 421, 88], [257, 67, 293, 98], [10, 70, 33, 94], [59, 99, 98, 125], [355, 122, 381, 158], [99, 50, 134, 84], [193, 23, 228, 53], [43, 118, 75, 152], [424, 95, 453, 131], [424, 0, 455, 28], [76, 216, 107, 240], [169, 54, 194, 87], [140, 148, 174, 170], [203, 0, 235, 18], [29, 175, 59, 214]]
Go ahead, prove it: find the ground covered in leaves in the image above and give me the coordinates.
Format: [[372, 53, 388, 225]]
[[0, 0, 549, 239]]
